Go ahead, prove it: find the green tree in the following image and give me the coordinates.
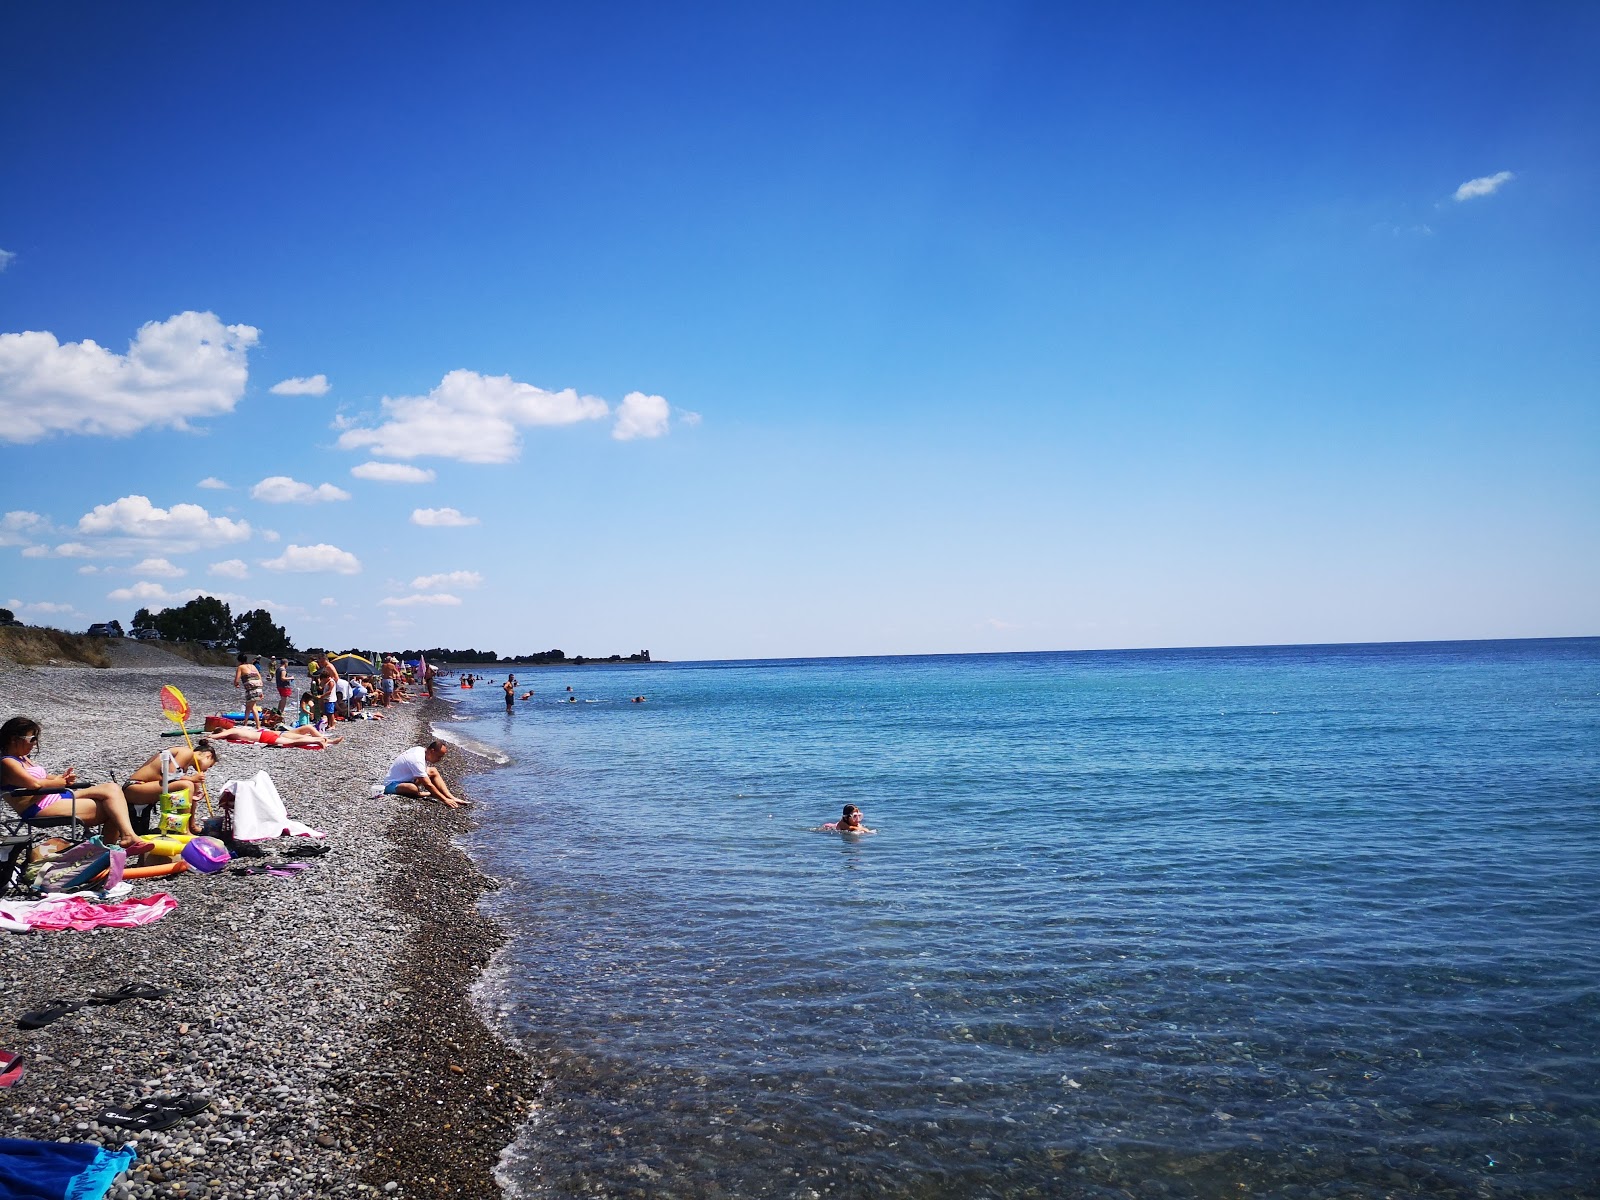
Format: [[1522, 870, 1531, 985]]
[[234, 608, 295, 656], [149, 596, 235, 642]]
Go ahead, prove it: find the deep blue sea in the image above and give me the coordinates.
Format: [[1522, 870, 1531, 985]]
[[439, 640, 1600, 1199]]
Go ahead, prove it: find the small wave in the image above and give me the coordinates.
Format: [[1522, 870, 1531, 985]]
[[430, 724, 511, 765]]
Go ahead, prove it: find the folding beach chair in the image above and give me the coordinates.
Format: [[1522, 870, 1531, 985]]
[[0, 784, 87, 896]]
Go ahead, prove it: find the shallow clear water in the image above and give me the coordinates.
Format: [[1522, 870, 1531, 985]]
[[450, 640, 1600, 1199]]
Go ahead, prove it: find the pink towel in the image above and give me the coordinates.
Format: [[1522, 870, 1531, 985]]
[[22, 892, 178, 932]]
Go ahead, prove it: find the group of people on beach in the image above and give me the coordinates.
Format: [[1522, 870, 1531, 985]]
[[232, 652, 417, 731]]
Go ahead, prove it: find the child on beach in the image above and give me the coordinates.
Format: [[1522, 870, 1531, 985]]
[[122, 740, 220, 809]]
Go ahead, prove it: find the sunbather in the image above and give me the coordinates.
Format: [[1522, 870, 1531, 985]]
[[122, 741, 220, 808], [210, 725, 343, 748], [0, 716, 155, 854]]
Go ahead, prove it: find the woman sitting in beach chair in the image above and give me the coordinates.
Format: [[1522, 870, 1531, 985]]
[[122, 741, 220, 809], [0, 716, 156, 854]]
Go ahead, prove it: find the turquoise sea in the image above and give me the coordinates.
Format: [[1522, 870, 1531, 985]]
[[440, 639, 1600, 1199]]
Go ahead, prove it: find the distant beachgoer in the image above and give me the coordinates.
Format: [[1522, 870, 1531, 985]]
[[1, 716, 156, 854], [297, 692, 316, 728], [274, 658, 293, 710], [820, 804, 875, 834], [520, 691, 534, 700], [234, 653, 264, 728], [503, 677, 515, 710], [382, 739, 464, 808], [631, 696, 646, 703]]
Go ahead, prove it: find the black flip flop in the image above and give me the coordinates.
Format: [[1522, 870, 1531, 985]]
[[130, 1093, 210, 1119], [99, 1102, 190, 1132], [283, 843, 329, 857], [90, 982, 174, 1005], [17, 999, 87, 1030]]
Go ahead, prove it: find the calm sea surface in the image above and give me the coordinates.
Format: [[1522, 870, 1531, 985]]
[[442, 640, 1600, 1199]]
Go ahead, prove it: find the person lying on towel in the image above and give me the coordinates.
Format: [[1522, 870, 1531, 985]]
[[210, 724, 342, 749]]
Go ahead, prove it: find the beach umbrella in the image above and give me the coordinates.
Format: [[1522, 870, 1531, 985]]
[[328, 652, 375, 668]]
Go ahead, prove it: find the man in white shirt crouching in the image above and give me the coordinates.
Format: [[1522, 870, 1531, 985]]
[[382, 739, 465, 808]]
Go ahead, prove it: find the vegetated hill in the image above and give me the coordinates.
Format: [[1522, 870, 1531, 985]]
[[0, 629, 235, 670]]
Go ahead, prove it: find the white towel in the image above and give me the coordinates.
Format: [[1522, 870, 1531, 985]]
[[220, 770, 326, 842]]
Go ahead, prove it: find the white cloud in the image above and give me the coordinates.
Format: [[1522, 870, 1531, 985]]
[[270, 374, 331, 396], [108, 580, 184, 603], [337, 369, 610, 463], [73, 495, 251, 556], [350, 461, 437, 484], [379, 593, 463, 607], [262, 529, 281, 542], [320, 597, 337, 607], [20, 545, 50, 558], [1453, 171, 1515, 201], [0, 510, 44, 547], [8, 599, 79, 616], [0, 248, 15, 272], [411, 570, 482, 590], [261, 543, 362, 574], [410, 507, 479, 527], [130, 557, 184, 579], [77, 565, 100, 575], [197, 477, 229, 490], [250, 476, 352, 504], [679, 410, 703, 427], [0, 311, 259, 444], [209, 558, 250, 579], [612, 391, 671, 441]]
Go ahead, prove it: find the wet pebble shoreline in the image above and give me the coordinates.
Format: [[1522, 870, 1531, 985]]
[[0, 657, 539, 1198]]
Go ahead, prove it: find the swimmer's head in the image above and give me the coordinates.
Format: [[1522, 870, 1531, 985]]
[[842, 805, 859, 818]]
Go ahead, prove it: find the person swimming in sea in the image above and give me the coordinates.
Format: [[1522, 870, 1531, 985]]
[[819, 804, 874, 834]]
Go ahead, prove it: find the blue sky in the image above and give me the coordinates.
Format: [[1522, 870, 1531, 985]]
[[2, 1, 1596, 659]]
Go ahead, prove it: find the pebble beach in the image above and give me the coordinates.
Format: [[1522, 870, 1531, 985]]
[[0, 645, 538, 1199]]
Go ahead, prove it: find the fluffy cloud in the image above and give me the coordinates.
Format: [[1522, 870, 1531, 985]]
[[209, 559, 250, 579], [1453, 171, 1515, 201], [75, 495, 251, 554], [612, 391, 672, 441], [77, 565, 100, 575], [0, 311, 259, 444], [337, 369, 610, 463], [0, 510, 44, 547], [107, 580, 185, 603], [269, 374, 330, 396], [320, 597, 337, 607], [197, 477, 229, 490], [260, 543, 362, 574], [250, 476, 352, 504], [130, 557, 184, 578], [378, 593, 463, 607], [6, 598, 78, 616], [350, 461, 437, 484], [411, 570, 482, 590], [679, 410, 703, 427], [0, 248, 14, 272], [410, 507, 478, 527]]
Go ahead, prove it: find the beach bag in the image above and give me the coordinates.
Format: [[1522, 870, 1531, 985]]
[[32, 840, 127, 893], [180, 836, 230, 874]]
